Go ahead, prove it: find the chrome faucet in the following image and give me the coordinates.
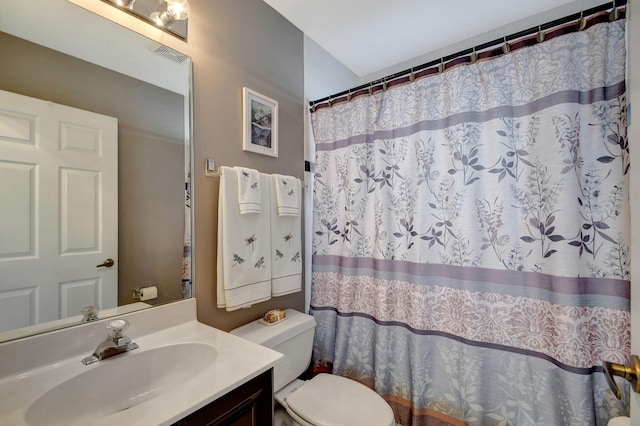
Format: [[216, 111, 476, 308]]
[[82, 319, 139, 365]]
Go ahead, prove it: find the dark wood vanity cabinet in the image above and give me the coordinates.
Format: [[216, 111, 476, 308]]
[[172, 369, 273, 426]]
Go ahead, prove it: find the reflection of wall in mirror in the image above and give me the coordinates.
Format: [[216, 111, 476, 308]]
[[0, 31, 186, 311]]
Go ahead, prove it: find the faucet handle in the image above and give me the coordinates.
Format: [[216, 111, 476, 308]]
[[106, 319, 129, 340], [81, 305, 99, 323]]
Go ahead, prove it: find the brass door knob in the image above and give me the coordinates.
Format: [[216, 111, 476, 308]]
[[96, 258, 115, 268], [603, 355, 640, 399]]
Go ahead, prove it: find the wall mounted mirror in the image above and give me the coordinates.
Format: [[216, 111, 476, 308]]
[[0, 0, 193, 342]]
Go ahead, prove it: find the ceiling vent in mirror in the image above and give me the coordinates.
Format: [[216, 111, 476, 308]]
[[150, 42, 190, 64], [103, 0, 189, 41]]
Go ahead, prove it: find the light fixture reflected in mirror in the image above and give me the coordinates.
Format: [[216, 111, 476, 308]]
[[103, 0, 189, 40], [114, 0, 135, 9], [150, 0, 190, 28]]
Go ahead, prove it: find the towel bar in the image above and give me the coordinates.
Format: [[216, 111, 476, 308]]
[[205, 160, 308, 187]]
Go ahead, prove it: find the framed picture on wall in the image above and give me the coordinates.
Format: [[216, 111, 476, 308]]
[[242, 87, 278, 157]]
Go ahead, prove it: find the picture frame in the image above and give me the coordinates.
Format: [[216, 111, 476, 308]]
[[242, 87, 278, 157]]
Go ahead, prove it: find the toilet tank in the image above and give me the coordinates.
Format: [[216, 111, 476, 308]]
[[230, 309, 316, 392]]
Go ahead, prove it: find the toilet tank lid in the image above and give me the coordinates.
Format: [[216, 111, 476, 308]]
[[230, 309, 316, 348]]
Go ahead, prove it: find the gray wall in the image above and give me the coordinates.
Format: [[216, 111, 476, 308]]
[[0, 31, 185, 307], [189, 0, 306, 331]]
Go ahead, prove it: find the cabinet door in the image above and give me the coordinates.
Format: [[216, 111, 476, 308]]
[[174, 369, 273, 426]]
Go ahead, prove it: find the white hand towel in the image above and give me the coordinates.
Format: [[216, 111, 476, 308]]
[[236, 167, 261, 214], [273, 174, 300, 216], [270, 177, 302, 296], [217, 167, 271, 311]]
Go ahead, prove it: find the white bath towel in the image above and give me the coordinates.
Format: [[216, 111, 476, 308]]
[[273, 174, 300, 216], [217, 167, 272, 311], [270, 176, 302, 296], [236, 167, 261, 214]]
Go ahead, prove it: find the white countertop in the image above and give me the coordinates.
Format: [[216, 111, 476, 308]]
[[0, 299, 283, 425]]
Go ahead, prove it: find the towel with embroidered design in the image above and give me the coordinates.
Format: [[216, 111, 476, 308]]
[[273, 174, 300, 216], [270, 175, 302, 296], [217, 167, 271, 311], [236, 167, 261, 214]]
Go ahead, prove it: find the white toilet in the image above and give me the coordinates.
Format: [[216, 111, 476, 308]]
[[231, 309, 396, 426]]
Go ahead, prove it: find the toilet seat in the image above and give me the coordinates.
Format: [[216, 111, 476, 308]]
[[284, 374, 395, 426]]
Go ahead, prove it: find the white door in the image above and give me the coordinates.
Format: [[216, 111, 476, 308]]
[[0, 89, 118, 332]]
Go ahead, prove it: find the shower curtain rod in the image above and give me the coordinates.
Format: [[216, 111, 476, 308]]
[[309, 0, 627, 109]]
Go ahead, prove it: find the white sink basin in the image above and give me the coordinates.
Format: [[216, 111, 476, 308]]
[[25, 342, 216, 426], [0, 301, 282, 426]]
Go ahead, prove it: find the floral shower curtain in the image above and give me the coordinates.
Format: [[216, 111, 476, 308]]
[[310, 17, 629, 426]]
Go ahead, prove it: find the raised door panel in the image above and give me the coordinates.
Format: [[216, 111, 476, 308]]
[[60, 168, 100, 254], [0, 161, 36, 258], [59, 278, 101, 319], [0, 108, 37, 146], [0, 287, 37, 332]]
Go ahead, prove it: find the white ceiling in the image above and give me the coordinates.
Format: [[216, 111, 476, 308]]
[[264, 0, 606, 78]]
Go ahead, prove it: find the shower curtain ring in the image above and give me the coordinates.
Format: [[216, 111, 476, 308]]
[[502, 36, 511, 54], [438, 58, 445, 73], [536, 25, 545, 43], [347, 90, 352, 102], [609, 0, 619, 21], [471, 47, 478, 63], [382, 79, 388, 91], [409, 68, 415, 82], [578, 11, 587, 31]]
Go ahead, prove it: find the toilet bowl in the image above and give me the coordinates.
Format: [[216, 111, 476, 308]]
[[278, 374, 395, 426], [274, 404, 293, 426], [231, 309, 395, 426]]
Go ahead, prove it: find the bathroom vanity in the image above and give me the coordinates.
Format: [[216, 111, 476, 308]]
[[0, 299, 282, 425], [173, 369, 272, 425]]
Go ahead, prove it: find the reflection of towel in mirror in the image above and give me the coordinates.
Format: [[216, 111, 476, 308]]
[[270, 176, 301, 296], [217, 167, 271, 311], [235, 167, 261, 214], [273, 174, 299, 216]]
